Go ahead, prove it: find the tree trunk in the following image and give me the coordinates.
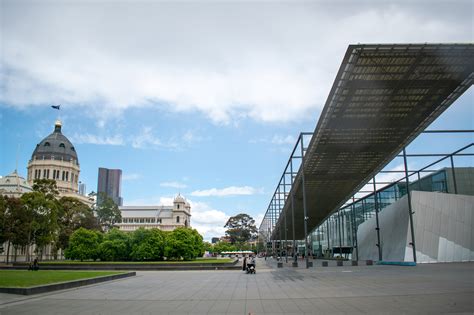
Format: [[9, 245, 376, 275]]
[[6, 241, 10, 264]]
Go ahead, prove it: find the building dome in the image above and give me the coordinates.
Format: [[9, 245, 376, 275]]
[[0, 170, 33, 197], [174, 193, 186, 203], [31, 120, 78, 165]]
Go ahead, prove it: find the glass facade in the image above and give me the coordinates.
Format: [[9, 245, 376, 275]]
[[307, 168, 463, 259]]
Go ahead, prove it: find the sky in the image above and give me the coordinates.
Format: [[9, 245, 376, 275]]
[[0, 0, 473, 241]]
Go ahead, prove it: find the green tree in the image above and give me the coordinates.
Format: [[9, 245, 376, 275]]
[[6, 197, 30, 263], [224, 213, 257, 244], [213, 241, 236, 254], [32, 179, 59, 200], [0, 195, 7, 253], [56, 197, 98, 256], [65, 228, 103, 261], [203, 241, 213, 253], [130, 228, 165, 261], [165, 227, 199, 260], [0, 196, 27, 263], [21, 191, 58, 260], [98, 228, 131, 261], [95, 193, 121, 231], [190, 228, 204, 258]]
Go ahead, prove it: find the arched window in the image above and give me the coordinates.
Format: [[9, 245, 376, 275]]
[[176, 216, 180, 223], [71, 147, 75, 151], [44, 142, 50, 147], [59, 143, 65, 148]]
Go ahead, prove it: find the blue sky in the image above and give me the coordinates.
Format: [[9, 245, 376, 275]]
[[1, 0, 473, 240]]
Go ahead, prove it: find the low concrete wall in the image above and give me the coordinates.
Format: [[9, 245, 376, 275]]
[[7, 260, 240, 271], [0, 272, 136, 295]]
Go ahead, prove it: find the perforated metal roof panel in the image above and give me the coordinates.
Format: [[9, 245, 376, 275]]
[[272, 44, 474, 240]]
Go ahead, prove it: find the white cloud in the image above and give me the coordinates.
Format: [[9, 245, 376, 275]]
[[70, 133, 124, 146], [160, 181, 187, 189], [191, 186, 262, 197], [1, 2, 470, 124], [249, 134, 296, 146], [130, 127, 163, 149], [187, 200, 230, 241], [68, 127, 201, 150], [122, 173, 141, 181], [182, 131, 204, 144], [271, 135, 296, 145]]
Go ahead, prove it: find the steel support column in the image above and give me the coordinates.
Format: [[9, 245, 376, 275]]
[[283, 175, 288, 263], [351, 196, 359, 261], [290, 160, 297, 265], [450, 155, 458, 194], [338, 210, 343, 258], [373, 176, 382, 261], [300, 134, 310, 268], [403, 148, 417, 263]]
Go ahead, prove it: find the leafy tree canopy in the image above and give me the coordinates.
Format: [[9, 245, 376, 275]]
[[130, 228, 165, 261], [32, 179, 59, 200], [21, 191, 58, 251], [213, 241, 237, 253], [56, 197, 98, 251], [65, 228, 103, 261], [95, 193, 121, 231], [224, 213, 257, 244], [165, 227, 203, 260]]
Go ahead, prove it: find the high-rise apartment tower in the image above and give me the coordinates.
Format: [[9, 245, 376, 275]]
[[97, 167, 123, 206]]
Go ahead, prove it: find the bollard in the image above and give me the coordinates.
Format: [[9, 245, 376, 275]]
[[322, 261, 328, 267], [337, 260, 343, 267], [351, 260, 358, 266], [366, 260, 373, 266]]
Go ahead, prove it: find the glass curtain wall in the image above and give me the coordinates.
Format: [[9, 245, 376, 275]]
[[309, 169, 450, 259]]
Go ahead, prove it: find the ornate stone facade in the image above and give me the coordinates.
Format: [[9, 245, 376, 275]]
[[118, 194, 191, 232], [26, 120, 93, 206]]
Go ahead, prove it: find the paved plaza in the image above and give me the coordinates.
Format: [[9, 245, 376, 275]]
[[0, 259, 473, 314]]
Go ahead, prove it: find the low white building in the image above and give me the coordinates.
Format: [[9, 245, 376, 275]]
[[118, 194, 191, 232], [0, 170, 33, 198]]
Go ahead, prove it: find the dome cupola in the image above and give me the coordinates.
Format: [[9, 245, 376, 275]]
[[31, 120, 78, 165]]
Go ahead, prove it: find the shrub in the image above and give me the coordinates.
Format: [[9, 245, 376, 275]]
[[130, 228, 165, 261], [165, 227, 200, 260], [98, 228, 130, 261], [65, 228, 103, 261]]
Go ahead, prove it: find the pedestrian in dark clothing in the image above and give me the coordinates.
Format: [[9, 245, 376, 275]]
[[32, 258, 39, 271], [242, 256, 247, 271]]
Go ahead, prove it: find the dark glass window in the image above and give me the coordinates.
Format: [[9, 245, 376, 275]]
[[176, 216, 180, 223]]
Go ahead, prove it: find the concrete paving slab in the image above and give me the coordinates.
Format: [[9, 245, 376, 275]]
[[0, 259, 472, 314]]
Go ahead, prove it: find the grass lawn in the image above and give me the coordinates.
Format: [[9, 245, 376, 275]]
[[0, 270, 123, 288], [34, 258, 234, 265]]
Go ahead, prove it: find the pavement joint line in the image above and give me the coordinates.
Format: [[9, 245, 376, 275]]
[[19, 289, 474, 303]]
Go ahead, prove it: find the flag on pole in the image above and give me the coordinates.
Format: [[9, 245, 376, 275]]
[[51, 105, 61, 110]]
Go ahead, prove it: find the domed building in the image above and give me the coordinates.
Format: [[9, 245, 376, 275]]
[[0, 170, 33, 198], [27, 120, 93, 205]]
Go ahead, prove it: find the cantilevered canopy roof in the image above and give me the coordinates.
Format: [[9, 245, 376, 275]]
[[272, 43, 473, 240]]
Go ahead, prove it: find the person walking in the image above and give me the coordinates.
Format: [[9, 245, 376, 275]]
[[242, 256, 247, 271]]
